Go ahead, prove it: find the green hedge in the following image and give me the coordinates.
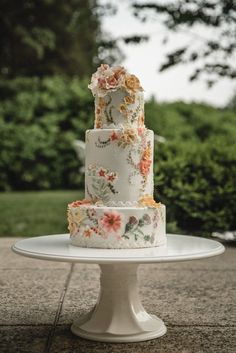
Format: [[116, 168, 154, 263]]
[[0, 76, 236, 235], [0, 76, 94, 190], [145, 98, 236, 144], [154, 139, 236, 235]]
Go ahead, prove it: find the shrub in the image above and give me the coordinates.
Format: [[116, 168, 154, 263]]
[[0, 76, 236, 236], [154, 139, 236, 235], [145, 99, 236, 144], [0, 76, 94, 190]]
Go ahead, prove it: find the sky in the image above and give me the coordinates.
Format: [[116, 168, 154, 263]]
[[100, 1, 236, 107]]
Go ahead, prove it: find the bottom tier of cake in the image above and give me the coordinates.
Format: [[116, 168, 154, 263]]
[[68, 201, 166, 249]]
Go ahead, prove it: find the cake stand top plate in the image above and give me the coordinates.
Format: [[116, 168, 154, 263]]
[[12, 234, 224, 264]]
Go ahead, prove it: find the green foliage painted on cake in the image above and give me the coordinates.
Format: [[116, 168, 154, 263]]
[[122, 214, 151, 241], [90, 178, 112, 203], [104, 94, 114, 124], [144, 235, 151, 242]]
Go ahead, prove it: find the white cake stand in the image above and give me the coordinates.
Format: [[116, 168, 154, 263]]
[[12, 234, 224, 343]]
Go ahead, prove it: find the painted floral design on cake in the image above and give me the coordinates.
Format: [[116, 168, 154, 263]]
[[67, 63, 166, 248], [86, 164, 118, 203], [94, 127, 152, 191], [88, 64, 143, 97], [89, 64, 144, 128], [68, 203, 163, 244]]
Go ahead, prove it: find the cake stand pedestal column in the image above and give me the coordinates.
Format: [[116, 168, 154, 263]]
[[71, 263, 166, 342]]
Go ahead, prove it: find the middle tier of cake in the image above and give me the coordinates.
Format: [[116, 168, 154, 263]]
[[85, 128, 154, 204]]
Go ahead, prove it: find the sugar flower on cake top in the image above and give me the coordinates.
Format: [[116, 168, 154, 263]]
[[88, 64, 143, 97]]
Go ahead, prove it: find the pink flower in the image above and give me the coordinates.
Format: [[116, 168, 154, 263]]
[[137, 127, 144, 136], [113, 66, 126, 80], [100, 211, 122, 233], [107, 172, 117, 182], [100, 64, 109, 71], [69, 199, 91, 208], [98, 77, 106, 89], [98, 168, 106, 177], [106, 75, 119, 89]]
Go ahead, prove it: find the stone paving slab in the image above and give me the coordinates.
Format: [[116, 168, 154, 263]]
[[0, 269, 70, 325], [0, 237, 70, 269], [139, 269, 236, 326], [0, 239, 235, 353], [59, 264, 100, 325], [58, 263, 236, 327], [0, 326, 49, 353], [50, 325, 236, 353]]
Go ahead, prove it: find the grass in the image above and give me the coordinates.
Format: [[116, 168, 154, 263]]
[[0, 190, 83, 237]]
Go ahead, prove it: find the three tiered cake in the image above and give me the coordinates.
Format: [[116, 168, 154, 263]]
[[67, 64, 166, 248]]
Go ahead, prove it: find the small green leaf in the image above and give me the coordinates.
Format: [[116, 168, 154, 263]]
[[144, 235, 151, 242]]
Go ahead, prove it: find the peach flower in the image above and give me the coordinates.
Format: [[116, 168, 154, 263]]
[[83, 227, 93, 238], [100, 211, 121, 233], [118, 128, 137, 147], [68, 199, 91, 208], [113, 66, 126, 80], [139, 159, 151, 176], [99, 63, 109, 71]]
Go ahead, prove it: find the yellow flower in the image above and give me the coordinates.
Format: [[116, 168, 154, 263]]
[[73, 208, 87, 224], [124, 94, 135, 105], [68, 221, 77, 235], [143, 145, 151, 160], [98, 97, 107, 109], [138, 113, 145, 126], [139, 195, 161, 208], [125, 74, 141, 92], [118, 128, 137, 147], [119, 104, 127, 113]]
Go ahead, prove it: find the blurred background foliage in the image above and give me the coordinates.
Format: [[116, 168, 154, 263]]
[[0, 76, 236, 236], [0, 0, 235, 237], [0, 0, 122, 77]]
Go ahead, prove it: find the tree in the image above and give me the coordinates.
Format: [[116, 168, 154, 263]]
[[128, 0, 236, 86], [0, 0, 122, 78]]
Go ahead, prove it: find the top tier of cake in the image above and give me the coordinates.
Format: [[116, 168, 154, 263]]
[[88, 64, 144, 129]]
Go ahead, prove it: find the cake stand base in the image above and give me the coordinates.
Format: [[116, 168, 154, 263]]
[[71, 264, 166, 342]]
